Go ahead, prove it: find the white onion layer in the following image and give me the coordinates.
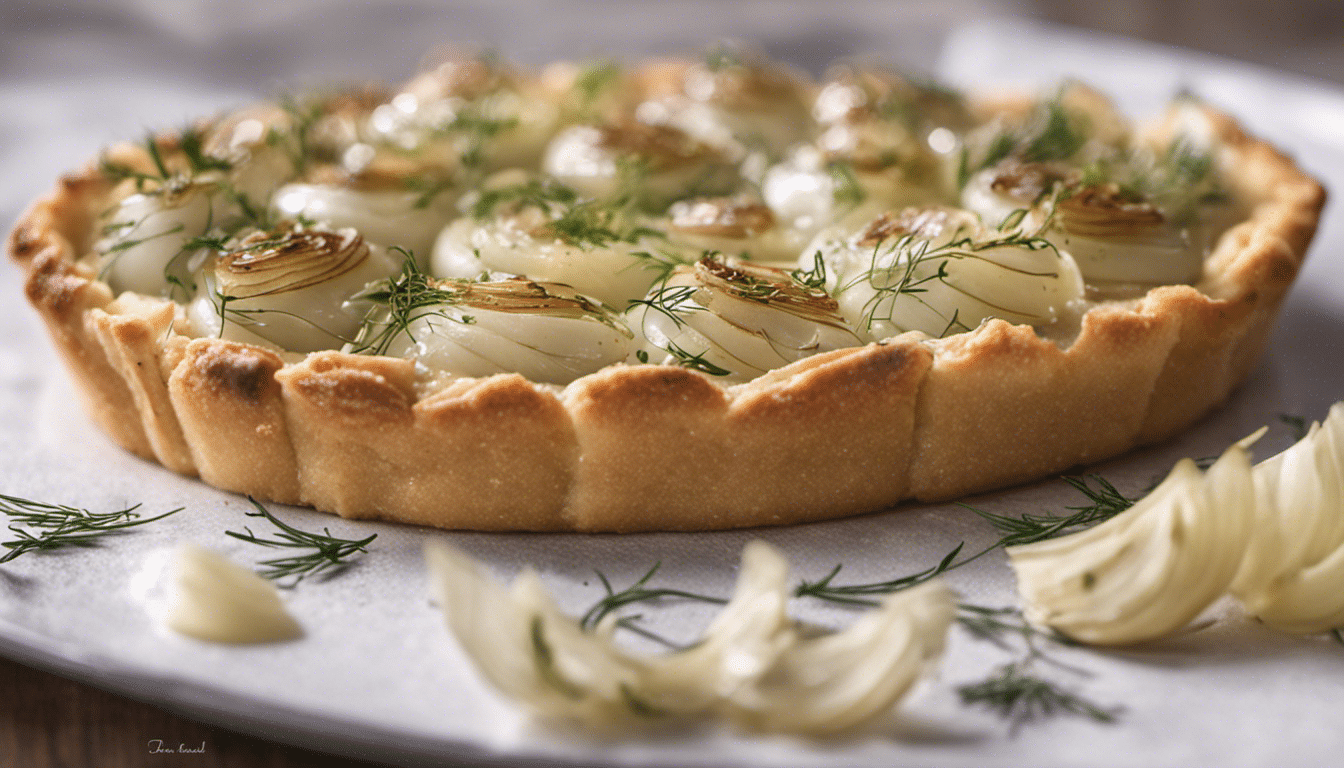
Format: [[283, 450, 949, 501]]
[[430, 214, 687, 310], [1008, 443, 1255, 645], [375, 279, 636, 385], [814, 209, 1085, 341], [628, 258, 862, 381], [188, 229, 401, 353], [1234, 403, 1344, 633], [424, 539, 954, 733]]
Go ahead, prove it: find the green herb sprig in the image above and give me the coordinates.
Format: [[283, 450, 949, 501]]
[[346, 248, 469, 356], [0, 494, 179, 563], [1279, 413, 1310, 443], [796, 474, 1137, 605], [580, 563, 728, 631], [957, 660, 1118, 728], [225, 498, 376, 586], [846, 223, 1059, 339]]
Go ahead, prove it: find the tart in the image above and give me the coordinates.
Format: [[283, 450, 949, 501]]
[[7, 50, 1325, 532]]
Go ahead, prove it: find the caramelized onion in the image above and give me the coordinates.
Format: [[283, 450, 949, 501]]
[[216, 228, 371, 299], [1056, 183, 1166, 238], [669, 197, 776, 238]]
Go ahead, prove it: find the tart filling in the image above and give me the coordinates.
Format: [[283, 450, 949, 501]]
[[7, 48, 1326, 532]]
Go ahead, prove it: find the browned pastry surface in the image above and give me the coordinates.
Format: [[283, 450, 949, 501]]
[[8, 85, 1325, 532]]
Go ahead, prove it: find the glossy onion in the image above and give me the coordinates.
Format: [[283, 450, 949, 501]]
[[963, 163, 1207, 289], [370, 276, 636, 385], [651, 51, 814, 160], [959, 161, 1063, 230], [628, 255, 863, 382], [1049, 184, 1202, 287], [188, 227, 400, 353], [431, 195, 689, 309], [424, 539, 954, 733], [203, 111, 297, 206], [542, 121, 737, 209], [1007, 443, 1255, 645], [97, 182, 219, 298], [814, 206, 1085, 341], [271, 182, 452, 261], [1233, 403, 1344, 633], [761, 145, 917, 239], [373, 57, 563, 171], [663, 196, 801, 264]]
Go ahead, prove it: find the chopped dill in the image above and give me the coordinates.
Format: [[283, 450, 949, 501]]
[[795, 544, 967, 606], [546, 200, 637, 249], [144, 133, 172, 180], [405, 175, 457, 210], [225, 497, 376, 587], [664, 340, 732, 376], [967, 474, 1135, 548], [702, 43, 744, 72], [573, 61, 622, 113], [625, 248, 693, 286], [791, 251, 828, 291], [958, 131, 1016, 189], [277, 93, 326, 174], [580, 563, 727, 632], [346, 248, 468, 356], [470, 177, 578, 220], [1278, 413, 1310, 443], [0, 494, 179, 563], [433, 102, 519, 169], [797, 473, 1139, 605], [1021, 99, 1087, 164], [828, 161, 867, 207], [178, 126, 233, 175], [958, 661, 1119, 728], [952, 604, 1117, 728]]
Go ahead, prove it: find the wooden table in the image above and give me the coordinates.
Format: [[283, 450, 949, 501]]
[[0, 654, 395, 768]]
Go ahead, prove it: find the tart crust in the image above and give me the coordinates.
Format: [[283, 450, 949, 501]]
[[8, 103, 1325, 532]]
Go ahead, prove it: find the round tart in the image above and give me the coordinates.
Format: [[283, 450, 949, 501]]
[[7, 51, 1325, 531]]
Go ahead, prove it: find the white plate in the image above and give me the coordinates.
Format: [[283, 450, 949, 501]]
[[2, 12, 1343, 768]]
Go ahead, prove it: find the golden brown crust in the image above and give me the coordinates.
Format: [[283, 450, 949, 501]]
[[276, 356, 577, 530], [7, 103, 1327, 532], [909, 307, 1181, 501], [169, 339, 302, 503], [565, 340, 930, 531]]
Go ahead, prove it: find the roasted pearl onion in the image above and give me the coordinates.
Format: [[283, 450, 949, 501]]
[[431, 189, 690, 309], [188, 227, 399, 353], [628, 255, 862, 382], [542, 121, 737, 209], [97, 181, 221, 298], [371, 277, 635, 385], [271, 182, 453, 262], [813, 206, 1085, 341]]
